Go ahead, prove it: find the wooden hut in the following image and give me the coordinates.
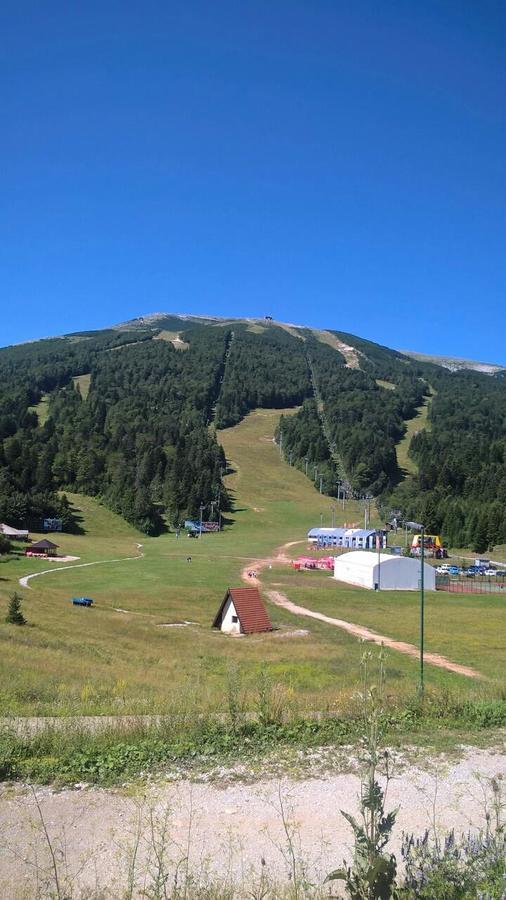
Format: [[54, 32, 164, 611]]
[[213, 587, 272, 635], [26, 539, 59, 557]]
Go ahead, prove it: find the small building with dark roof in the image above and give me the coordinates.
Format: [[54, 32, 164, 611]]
[[26, 539, 59, 557], [213, 587, 273, 635]]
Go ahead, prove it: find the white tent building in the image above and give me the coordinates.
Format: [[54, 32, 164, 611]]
[[333, 551, 436, 591], [0, 522, 29, 540]]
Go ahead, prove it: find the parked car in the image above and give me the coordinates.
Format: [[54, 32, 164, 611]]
[[484, 568, 497, 576], [448, 565, 460, 576], [465, 565, 482, 575], [495, 570, 506, 578]]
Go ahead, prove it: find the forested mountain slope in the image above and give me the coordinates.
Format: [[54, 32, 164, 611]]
[[1, 313, 506, 551]]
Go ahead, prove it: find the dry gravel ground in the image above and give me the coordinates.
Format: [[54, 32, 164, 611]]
[[0, 743, 504, 898]]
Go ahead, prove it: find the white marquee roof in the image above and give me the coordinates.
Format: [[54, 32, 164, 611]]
[[334, 551, 414, 568]]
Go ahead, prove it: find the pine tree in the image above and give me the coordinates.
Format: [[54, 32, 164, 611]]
[[6, 592, 26, 626], [0, 534, 12, 555]]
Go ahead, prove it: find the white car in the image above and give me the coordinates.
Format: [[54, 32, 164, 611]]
[[484, 568, 497, 576]]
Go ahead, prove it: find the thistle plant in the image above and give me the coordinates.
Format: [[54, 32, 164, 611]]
[[326, 646, 398, 899]]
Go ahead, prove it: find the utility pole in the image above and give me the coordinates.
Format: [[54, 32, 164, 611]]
[[314, 465, 318, 482], [279, 432, 283, 456], [420, 525, 425, 694], [405, 520, 426, 696], [304, 457, 309, 476], [331, 504, 336, 528], [319, 475, 323, 494], [199, 503, 205, 538], [376, 530, 381, 591], [289, 450, 293, 466]]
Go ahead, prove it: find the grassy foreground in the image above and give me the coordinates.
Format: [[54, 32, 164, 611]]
[[0, 408, 504, 729]]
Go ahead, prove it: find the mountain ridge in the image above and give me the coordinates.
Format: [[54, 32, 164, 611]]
[[5, 312, 504, 374], [113, 312, 506, 374]]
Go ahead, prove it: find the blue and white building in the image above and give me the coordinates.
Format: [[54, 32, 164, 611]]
[[307, 527, 386, 550]]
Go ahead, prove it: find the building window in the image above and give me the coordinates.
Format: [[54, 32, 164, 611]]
[[232, 615, 238, 623]]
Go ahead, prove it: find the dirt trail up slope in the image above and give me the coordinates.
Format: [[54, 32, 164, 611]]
[[241, 542, 482, 679]]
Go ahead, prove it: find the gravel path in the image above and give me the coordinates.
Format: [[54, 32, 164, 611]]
[[243, 542, 483, 679], [19, 545, 144, 589], [0, 745, 503, 897]]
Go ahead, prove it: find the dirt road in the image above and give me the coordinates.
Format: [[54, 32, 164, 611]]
[[0, 745, 503, 897], [242, 542, 483, 679]]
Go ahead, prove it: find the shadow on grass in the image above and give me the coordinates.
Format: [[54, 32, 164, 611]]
[[63, 505, 86, 536]]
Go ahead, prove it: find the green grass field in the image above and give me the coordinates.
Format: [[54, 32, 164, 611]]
[[396, 394, 432, 475], [0, 408, 504, 716], [262, 565, 506, 682], [28, 393, 51, 425]]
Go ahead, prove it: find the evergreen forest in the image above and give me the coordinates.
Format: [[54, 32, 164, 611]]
[[1, 314, 506, 550]]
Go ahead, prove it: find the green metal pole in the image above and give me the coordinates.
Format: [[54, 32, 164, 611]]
[[420, 527, 425, 695]]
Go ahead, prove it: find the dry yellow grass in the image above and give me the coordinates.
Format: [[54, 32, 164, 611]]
[[312, 330, 361, 368], [154, 330, 189, 349], [72, 373, 91, 400]]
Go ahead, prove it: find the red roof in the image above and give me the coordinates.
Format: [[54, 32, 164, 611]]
[[213, 587, 272, 634]]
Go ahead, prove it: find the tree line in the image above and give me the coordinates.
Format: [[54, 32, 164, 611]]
[[386, 367, 506, 551], [0, 326, 230, 533]]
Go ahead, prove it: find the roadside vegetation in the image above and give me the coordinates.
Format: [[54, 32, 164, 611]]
[[0, 679, 504, 787]]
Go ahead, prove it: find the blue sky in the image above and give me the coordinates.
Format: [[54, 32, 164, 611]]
[[2, 1, 505, 362]]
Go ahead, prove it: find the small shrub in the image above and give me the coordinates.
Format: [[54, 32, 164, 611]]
[[400, 824, 506, 898], [0, 534, 12, 555]]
